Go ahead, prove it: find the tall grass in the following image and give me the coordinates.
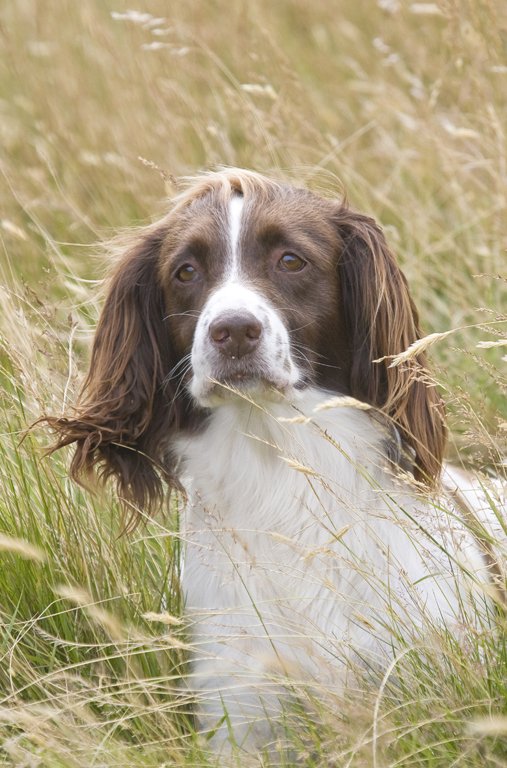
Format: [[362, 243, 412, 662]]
[[0, 0, 506, 765]]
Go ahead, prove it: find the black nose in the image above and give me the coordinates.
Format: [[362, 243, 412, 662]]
[[209, 311, 262, 359]]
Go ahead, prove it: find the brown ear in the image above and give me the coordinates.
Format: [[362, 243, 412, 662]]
[[335, 206, 446, 484], [45, 225, 190, 521]]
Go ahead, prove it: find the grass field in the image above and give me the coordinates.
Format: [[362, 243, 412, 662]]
[[0, 0, 506, 765]]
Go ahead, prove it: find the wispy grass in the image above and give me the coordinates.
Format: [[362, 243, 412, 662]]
[[0, 0, 506, 765]]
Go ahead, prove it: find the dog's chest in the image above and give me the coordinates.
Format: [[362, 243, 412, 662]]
[[177, 395, 362, 536], [176, 396, 385, 615], [174, 395, 488, 663]]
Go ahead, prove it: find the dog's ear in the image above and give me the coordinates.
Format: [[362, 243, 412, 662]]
[[45, 224, 189, 523], [334, 206, 446, 484]]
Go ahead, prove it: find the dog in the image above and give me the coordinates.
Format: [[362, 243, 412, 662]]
[[47, 169, 504, 754]]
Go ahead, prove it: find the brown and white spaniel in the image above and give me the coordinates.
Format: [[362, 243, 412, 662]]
[[47, 169, 503, 755]]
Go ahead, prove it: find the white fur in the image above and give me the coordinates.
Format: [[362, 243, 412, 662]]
[[227, 195, 244, 279], [189, 282, 299, 405], [176, 387, 501, 751]]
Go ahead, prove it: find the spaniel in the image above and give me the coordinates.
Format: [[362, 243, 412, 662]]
[[47, 169, 503, 755]]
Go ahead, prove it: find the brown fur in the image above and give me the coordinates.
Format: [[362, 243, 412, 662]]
[[334, 206, 446, 483], [44, 224, 200, 523]]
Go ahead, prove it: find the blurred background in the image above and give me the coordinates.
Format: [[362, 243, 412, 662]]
[[0, 2, 506, 765]]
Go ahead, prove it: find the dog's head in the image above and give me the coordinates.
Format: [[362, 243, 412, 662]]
[[46, 169, 446, 515]]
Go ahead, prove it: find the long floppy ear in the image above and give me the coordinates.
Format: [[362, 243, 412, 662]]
[[45, 224, 189, 521], [334, 206, 446, 484]]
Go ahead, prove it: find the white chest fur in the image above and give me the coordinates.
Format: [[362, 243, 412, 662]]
[[175, 390, 485, 750]]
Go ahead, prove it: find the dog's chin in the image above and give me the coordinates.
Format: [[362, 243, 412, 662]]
[[191, 373, 294, 408]]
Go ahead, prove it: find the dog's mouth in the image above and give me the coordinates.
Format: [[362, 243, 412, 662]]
[[190, 342, 302, 406], [212, 372, 282, 394], [197, 368, 292, 406]]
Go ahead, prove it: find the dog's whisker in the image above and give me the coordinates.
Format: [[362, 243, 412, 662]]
[[163, 310, 201, 321]]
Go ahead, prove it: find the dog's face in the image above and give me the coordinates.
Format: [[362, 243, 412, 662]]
[[158, 183, 350, 405], [47, 169, 446, 513]]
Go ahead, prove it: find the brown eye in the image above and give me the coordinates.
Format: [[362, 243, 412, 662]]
[[278, 252, 306, 272], [176, 264, 198, 283]]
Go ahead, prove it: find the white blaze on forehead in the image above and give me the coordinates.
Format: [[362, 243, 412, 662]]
[[227, 195, 244, 279]]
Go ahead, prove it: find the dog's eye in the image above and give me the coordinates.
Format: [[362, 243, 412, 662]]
[[176, 264, 198, 283], [278, 253, 306, 272]]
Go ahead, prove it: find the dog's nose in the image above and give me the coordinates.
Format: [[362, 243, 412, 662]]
[[209, 311, 262, 359]]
